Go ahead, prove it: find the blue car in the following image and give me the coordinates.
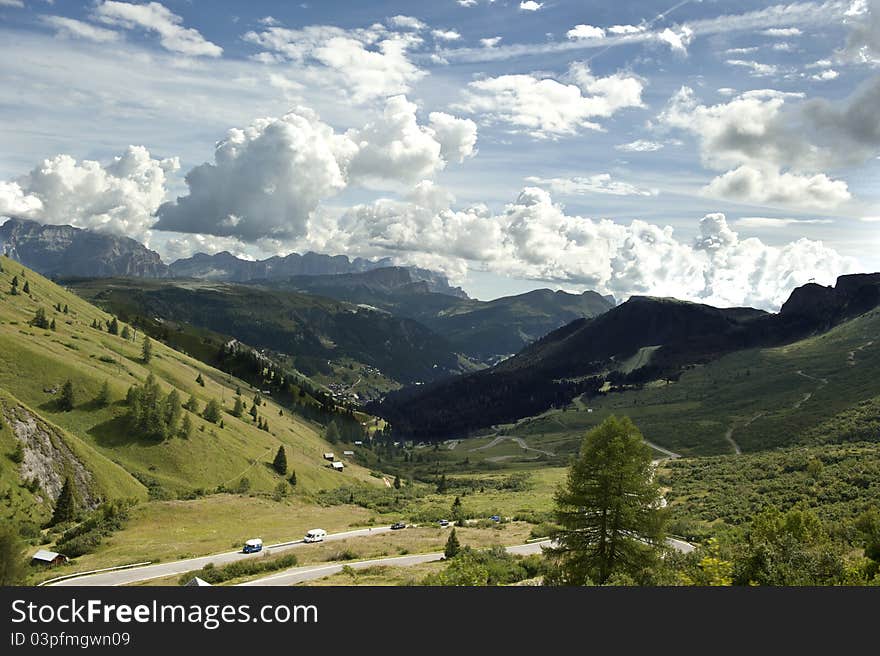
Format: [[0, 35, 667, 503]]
[[243, 538, 263, 553], [490, 515, 501, 522]]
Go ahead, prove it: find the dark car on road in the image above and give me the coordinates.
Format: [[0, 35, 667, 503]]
[[390, 522, 406, 530]]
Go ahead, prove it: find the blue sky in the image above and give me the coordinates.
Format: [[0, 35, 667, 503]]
[[1, 0, 879, 307]]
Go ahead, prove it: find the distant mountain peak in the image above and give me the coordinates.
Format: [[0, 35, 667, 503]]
[[0, 217, 167, 279]]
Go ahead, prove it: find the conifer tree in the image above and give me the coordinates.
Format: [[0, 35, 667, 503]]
[[289, 470, 297, 487], [164, 389, 182, 434], [31, 307, 50, 329], [107, 317, 119, 335], [0, 525, 26, 585], [63, 304, 69, 314], [49, 318, 56, 331], [59, 379, 75, 411], [10, 276, 18, 295], [180, 413, 192, 439], [185, 393, 199, 413], [444, 528, 461, 559], [394, 475, 401, 489], [196, 373, 204, 386], [232, 397, 244, 417], [273, 446, 288, 475], [51, 476, 77, 525], [22, 280, 29, 294], [95, 380, 110, 407], [546, 416, 666, 586], [203, 398, 222, 424], [121, 325, 131, 340], [142, 335, 153, 363]]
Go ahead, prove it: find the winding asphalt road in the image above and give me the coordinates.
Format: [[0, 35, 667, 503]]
[[240, 536, 695, 586], [50, 526, 394, 587], [49, 528, 695, 587], [239, 541, 552, 586]]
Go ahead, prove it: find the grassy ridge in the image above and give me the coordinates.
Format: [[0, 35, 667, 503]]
[[0, 256, 378, 526], [506, 309, 880, 456]]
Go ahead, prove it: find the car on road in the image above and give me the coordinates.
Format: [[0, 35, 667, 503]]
[[490, 515, 501, 522], [438, 519, 449, 527], [304, 528, 327, 543], [390, 522, 406, 530], [242, 538, 263, 554]]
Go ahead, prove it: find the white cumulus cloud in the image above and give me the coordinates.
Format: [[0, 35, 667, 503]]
[[704, 165, 851, 209], [4, 146, 179, 240], [334, 186, 854, 309], [154, 97, 476, 240], [456, 62, 643, 138]]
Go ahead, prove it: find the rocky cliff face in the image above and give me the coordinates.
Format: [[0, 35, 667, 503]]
[[2, 400, 98, 510], [780, 274, 880, 326], [0, 218, 167, 278]]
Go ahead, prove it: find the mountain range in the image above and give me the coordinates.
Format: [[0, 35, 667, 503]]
[[0, 217, 166, 278], [0, 217, 453, 289], [2, 217, 619, 365], [266, 271, 613, 361], [373, 274, 880, 440]]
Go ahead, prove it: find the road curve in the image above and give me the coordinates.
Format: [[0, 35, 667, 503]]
[[51, 526, 394, 587], [239, 541, 552, 586], [239, 537, 696, 587]]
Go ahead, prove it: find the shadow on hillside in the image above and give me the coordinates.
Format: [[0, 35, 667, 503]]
[[88, 415, 157, 447]]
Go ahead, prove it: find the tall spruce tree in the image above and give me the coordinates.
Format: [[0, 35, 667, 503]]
[[51, 477, 77, 525], [59, 380, 75, 411], [444, 528, 461, 559], [272, 446, 288, 475], [180, 413, 193, 439], [0, 525, 27, 585], [546, 416, 666, 585], [142, 335, 153, 363], [203, 398, 222, 424]]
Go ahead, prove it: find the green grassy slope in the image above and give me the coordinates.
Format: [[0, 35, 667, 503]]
[[660, 442, 880, 540], [507, 308, 880, 456], [0, 256, 378, 525]]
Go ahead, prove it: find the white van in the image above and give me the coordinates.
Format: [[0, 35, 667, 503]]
[[242, 538, 263, 554], [304, 529, 326, 543]]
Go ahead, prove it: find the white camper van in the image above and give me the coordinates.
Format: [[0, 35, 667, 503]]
[[242, 538, 263, 554], [304, 529, 327, 543]]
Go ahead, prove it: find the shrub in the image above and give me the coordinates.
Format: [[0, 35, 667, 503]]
[[178, 553, 299, 585]]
